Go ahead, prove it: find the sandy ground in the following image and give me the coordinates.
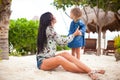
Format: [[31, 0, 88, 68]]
[[0, 52, 120, 80]]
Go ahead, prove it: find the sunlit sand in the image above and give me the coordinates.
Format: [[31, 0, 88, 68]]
[[0, 51, 120, 80]]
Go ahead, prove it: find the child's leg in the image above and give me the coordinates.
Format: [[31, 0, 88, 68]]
[[75, 48, 80, 60], [71, 48, 76, 57]]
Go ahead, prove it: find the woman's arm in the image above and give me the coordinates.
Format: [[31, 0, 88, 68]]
[[54, 33, 74, 45], [46, 27, 75, 45]]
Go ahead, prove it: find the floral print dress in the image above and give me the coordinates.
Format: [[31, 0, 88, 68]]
[[36, 26, 75, 61]]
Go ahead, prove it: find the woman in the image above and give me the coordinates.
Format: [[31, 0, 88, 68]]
[[36, 12, 105, 80]]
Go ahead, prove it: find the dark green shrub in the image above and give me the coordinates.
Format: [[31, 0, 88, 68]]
[[9, 18, 39, 55]]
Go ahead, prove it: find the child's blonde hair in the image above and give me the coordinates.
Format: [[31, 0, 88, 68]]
[[71, 7, 82, 19]]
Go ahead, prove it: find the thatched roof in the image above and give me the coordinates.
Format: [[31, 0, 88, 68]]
[[81, 7, 120, 33], [102, 14, 120, 32]]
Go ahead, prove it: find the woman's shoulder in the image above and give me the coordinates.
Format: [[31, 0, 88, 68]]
[[46, 26, 57, 37], [46, 26, 54, 32], [46, 26, 53, 30]]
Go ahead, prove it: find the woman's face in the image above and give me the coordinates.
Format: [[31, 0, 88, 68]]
[[51, 16, 56, 26]]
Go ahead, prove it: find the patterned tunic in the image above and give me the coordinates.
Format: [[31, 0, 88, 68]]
[[68, 19, 86, 48], [36, 26, 75, 61]]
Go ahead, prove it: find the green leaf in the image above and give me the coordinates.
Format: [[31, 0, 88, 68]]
[[9, 18, 39, 55]]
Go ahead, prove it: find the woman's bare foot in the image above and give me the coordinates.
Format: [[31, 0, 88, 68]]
[[88, 70, 105, 80], [88, 71, 99, 80], [96, 70, 105, 74]]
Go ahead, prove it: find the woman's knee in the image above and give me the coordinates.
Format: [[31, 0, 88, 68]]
[[61, 52, 70, 56], [55, 56, 66, 62]]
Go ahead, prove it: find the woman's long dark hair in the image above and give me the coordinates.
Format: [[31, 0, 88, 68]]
[[37, 12, 53, 54]]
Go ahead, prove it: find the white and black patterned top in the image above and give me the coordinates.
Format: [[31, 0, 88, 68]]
[[36, 26, 74, 60]]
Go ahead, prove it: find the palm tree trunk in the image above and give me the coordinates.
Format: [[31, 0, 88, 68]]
[[0, 0, 11, 59]]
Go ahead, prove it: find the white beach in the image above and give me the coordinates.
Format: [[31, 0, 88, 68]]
[[0, 51, 120, 80]]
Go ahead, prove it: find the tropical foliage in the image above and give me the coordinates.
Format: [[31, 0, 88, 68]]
[[114, 35, 120, 48], [53, 0, 120, 13], [114, 35, 120, 54], [9, 18, 39, 55]]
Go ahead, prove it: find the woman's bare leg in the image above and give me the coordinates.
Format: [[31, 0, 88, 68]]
[[40, 56, 85, 73], [58, 52, 105, 80], [75, 48, 80, 60], [41, 52, 101, 80], [72, 48, 76, 57], [57, 52, 91, 73]]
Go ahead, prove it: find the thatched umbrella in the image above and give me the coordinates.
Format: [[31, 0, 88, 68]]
[[81, 7, 120, 55], [102, 14, 120, 32], [82, 6, 120, 32]]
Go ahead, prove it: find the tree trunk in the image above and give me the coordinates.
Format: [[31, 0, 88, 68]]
[[92, 7, 102, 55], [0, 0, 11, 59], [97, 27, 102, 56]]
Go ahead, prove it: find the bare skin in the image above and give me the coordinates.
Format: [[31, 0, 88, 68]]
[[40, 52, 90, 72], [72, 48, 80, 59], [40, 52, 105, 80]]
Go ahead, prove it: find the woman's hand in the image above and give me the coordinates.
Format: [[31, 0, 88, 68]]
[[73, 27, 82, 36]]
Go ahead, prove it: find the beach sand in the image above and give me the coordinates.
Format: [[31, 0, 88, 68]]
[[0, 51, 120, 80]]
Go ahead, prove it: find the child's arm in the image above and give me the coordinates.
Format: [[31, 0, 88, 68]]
[[79, 20, 86, 36]]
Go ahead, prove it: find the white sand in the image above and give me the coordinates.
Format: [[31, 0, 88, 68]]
[[0, 52, 120, 80]]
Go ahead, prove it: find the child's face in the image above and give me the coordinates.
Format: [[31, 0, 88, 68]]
[[70, 12, 74, 19], [70, 12, 77, 21]]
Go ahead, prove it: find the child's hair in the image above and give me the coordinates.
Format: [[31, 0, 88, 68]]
[[71, 7, 82, 19]]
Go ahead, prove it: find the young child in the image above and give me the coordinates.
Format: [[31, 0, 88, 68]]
[[68, 7, 86, 59]]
